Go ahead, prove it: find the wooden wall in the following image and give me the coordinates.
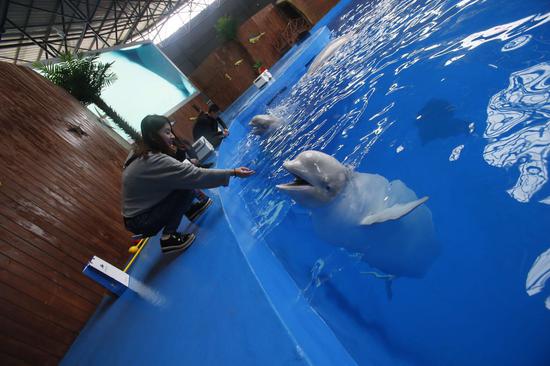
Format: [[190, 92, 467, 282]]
[[237, 4, 289, 69], [183, 1, 339, 110], [189, 41, 257, 110], [282, 0, 340, 25], [0, 62, 131, 365]]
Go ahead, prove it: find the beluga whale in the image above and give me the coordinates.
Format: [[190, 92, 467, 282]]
[[249, 114, 284, 135], [307, 34, 351, 75], [276, 150, 439, 279]]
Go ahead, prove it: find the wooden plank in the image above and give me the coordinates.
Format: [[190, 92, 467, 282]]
[[0, 175, 127, 263], [0, 237, 100, 305], [0, 204, 95, 267], [0, 225, 104, 299], [0, 314, 67, 358], [0, 297, 76, 345], [0, 123, 124, 205], [0, 351, 32, 365], [1, 190, 122, 262], [0, 333, 57, 366], [0, 155, 130, 261], [0, 143, 124, 222], [0, 264, 92, 325], [0, 252, 96, 315], [0, 282, 82, 332]]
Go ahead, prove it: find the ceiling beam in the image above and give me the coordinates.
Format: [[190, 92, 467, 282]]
[[7, 1, 79, 19], [59, 0, 69, 52], [36, 0, 62, 61], [64, 0, 109, 47], [121, 0, 154, 43], [5, 18, 58, 58], [0, 0, 11, 39], [13, 0, 35, 62]]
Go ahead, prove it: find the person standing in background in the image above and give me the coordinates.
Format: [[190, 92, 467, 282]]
[[192, 104, 229, 148]]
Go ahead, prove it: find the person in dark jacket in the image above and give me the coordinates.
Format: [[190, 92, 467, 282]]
[[192, 104, 229, 147], [122, 115, 254, 254]]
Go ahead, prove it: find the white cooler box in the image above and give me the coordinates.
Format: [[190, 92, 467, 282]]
[[253, 70, 273, 89], [192, 136, 215, 162]]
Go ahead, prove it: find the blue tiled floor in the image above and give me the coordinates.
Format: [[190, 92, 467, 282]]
[[62, 196, 309, 365]]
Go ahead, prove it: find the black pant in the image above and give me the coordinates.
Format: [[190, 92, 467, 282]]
[[209, 133, 223, 148], [124, 190, 194, 236]]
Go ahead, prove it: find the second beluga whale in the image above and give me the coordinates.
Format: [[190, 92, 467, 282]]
[[249, 114, 284, 135], [307, 34, 351, 75], [276, 150, 439, 278]]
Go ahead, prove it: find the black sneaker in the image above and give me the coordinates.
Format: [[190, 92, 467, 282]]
[[160, 233, 196, 254], [185, 198, 213, 221]]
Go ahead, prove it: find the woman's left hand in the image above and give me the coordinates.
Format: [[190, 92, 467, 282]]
[[233, 167, 254, 178]]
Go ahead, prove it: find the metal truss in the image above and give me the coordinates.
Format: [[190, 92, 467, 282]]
[[0, 0, 214, 64]]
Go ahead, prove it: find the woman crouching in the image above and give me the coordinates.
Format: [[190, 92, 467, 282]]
[[122, 115, 254, 254]]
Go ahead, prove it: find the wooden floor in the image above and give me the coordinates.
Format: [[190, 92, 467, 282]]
[[0, 62, 131, 365]]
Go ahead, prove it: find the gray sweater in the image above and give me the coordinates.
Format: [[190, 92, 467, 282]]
[[122, 153, 233, 217]]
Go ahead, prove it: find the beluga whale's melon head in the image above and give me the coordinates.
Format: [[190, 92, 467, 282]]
[[276, 150, 351, 207], [249, 114, 284, 135]]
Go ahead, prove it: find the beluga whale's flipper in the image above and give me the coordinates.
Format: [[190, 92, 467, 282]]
[[308, 35, 351, 75], [360, 196, 429, 226]]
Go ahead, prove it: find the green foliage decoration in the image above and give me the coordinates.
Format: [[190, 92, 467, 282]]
[[34, 52, 141, 141], [215, 15, 238, 42]]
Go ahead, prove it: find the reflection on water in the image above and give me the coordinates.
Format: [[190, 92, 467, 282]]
[[502, 35, 533, 52], [449, 144, 465, 161], [431, 11, 550, 59], [415, 99, 470, 144], [526, 247, 550, 310], [483, 62, 550, 203]]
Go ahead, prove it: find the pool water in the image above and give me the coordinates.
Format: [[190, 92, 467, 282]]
[[218, 0, 550, 365]]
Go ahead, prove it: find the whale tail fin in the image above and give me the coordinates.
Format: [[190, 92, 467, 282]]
[[360, 196, 429, 226]]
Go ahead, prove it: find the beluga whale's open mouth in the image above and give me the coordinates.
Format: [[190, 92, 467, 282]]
[[277, 165, 313, 189], [276, 150, 350, 207]]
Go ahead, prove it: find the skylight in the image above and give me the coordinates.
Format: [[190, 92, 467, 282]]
[[137, 0, 219, 44]]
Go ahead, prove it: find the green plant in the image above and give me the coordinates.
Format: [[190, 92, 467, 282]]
[[34, 52, 141, 141], [215, 15, 238, 42], [252, 60, 263, 70]]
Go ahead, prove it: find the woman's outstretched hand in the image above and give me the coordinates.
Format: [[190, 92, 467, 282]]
[[233, 167, 255, 178]]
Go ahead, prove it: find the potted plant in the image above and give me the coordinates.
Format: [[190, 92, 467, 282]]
[[215, 16, 238, 42], [253, 60, 267, 75]]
